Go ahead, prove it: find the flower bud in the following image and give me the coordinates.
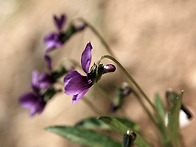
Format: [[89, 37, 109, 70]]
[[122, 130, 136, 147], [110, 82, 131, 112], [166, 89, 192, 119], [75, 23, 86, 31], [103, 64, 116, 73], [165, 89, 178, 102]]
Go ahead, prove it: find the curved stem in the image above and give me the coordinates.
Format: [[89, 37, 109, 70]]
[[72, 17, 116, 57], [99, 55, 177, 147], [99, 55, 155, 108]]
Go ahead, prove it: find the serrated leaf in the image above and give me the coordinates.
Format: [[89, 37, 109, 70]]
[[45, 126, 121, 147], [98, 116, 150, 147], [75, 117, 110, 130], [167, 90, 183, 146]]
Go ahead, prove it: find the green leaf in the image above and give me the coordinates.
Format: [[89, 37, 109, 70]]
[[45, 126, 121, 147], [98, 116, 139, 134], [155, 93, 165, 120], [155, 93, 171, 147], [75, 117, 110, 130], [98, 116, 150, 147], [167, 90, 183, 146]]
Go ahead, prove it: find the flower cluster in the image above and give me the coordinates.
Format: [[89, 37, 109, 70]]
[[19, 65, 72, 116]]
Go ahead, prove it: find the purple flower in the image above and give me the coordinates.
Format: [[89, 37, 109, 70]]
[[54, 14, 66, 31], [44, 14, 66, 52], [64, 42, 93, 104], [19, 92, 46, 116], [32, 70, 54, 90], [44, 32, 65, 52], [38, 73, 55, 89], [19, 71, 45, 116], [19, 71, 54, 116], [64, 42, 116, 104]]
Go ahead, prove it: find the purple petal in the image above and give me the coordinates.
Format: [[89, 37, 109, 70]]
[[44, 33, 63, 52], [54, 14, 66, 31], [103, 64, 116, 73], [81, 42, 93, 74], [64, 71, 79, 86], [32, 71, 39, 87], [38, 73, 53, 89], [72, 89, 89, 104], [19, 93, 38, 108], [44, 55, 52, 70], [75, 23, 86, 32], [64, 71, 91, 95], [30, 101, 46, 116]]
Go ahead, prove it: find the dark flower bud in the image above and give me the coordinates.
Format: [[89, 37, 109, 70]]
[[75, 23, 86, 31], [166, 89, 192, 119], [110, 103, 119, 112], [103, 64, 116, 73], [122, 130, 136, 147], [110, 82, 131, 112], [121, 83, 132, 96], [165, 89, 178, 102]]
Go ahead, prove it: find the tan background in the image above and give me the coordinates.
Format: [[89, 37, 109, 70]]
[[0, 0, 196, 146]]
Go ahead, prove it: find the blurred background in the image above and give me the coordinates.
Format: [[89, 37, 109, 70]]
[[1, 0, 196, 146]]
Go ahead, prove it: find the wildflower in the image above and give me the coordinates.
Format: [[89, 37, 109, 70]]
[[19, 92, 46, 116], [44, 14, 86, 52], [19, 71, 47, 116], [44, 14, 66, 52], [64, 42, 116, 104], [19, 71, 56, 116]]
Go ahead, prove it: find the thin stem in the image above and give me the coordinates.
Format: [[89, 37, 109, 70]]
[[99, 55, 155, 108], [72, 17, 116, 57], [99, 55, 177, 147]]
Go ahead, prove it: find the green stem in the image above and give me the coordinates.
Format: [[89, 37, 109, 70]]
[[99, 55, 155, 108], [99, 55, 177, 147], [72, 17, 116, 57]]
